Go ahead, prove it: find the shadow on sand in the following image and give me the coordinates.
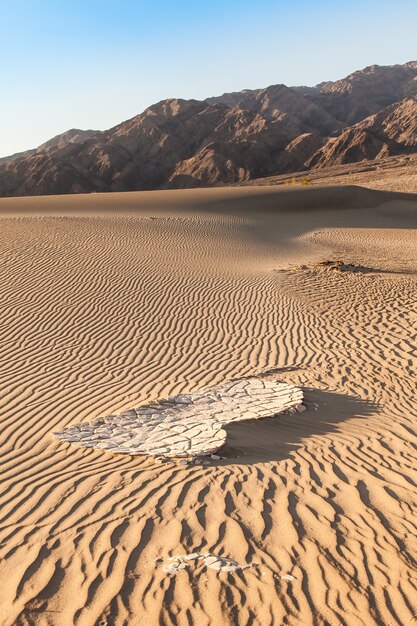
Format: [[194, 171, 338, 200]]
[[217, 388, 378, 466]]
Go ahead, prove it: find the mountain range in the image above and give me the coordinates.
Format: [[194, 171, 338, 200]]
[[1, 61, 416, 197]]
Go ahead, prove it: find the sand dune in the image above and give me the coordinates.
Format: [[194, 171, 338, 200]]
[[0, 185, 416, 625]]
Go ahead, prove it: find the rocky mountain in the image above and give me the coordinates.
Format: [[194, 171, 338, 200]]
[[0, 61, 416, 197], [0, 148, 37, 166], [0, 129, 98, 167], [37, 128, 99, 152], [309, 97, 417, 169], [295, 61, 417, 124]]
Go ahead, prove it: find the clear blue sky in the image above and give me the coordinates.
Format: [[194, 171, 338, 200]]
[[1, 0, 416, 156]]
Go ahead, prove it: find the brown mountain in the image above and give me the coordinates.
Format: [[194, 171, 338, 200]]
[[0, 148, 37, 166], [309, 97, 417, 169], [296, 61, 417, 124], [0, 129, 98, 167], [0, 61, 416, 197]]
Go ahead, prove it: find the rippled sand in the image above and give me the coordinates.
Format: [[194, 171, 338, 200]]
[[0, 186, 416, 625]]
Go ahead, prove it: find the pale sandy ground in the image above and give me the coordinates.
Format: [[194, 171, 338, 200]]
[[239, 154, 417, 194], [0, 185, 416, 626]]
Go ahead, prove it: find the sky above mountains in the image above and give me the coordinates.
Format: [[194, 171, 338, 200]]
[[1, 0, 417, 156]]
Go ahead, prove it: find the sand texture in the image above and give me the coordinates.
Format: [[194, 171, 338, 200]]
[[239, 153, 417, 194], [0, 185, 416, 625]]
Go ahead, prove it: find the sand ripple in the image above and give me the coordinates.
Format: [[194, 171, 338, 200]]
[[0, 188, 416, 626]]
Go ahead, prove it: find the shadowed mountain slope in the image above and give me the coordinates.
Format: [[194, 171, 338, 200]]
[[0, 61, 416, 197]]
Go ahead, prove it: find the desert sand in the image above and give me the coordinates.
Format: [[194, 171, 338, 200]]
[[0, 185, 416, 626], [240, 153, 417, 194]]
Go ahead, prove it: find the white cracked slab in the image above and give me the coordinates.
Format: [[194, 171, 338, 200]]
[[156, 553, 297, 578], [159, 552, 251, 574], [54, 378, 303, 458]]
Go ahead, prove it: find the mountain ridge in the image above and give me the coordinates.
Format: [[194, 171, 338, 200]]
[[0, 61, 416, 197]]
